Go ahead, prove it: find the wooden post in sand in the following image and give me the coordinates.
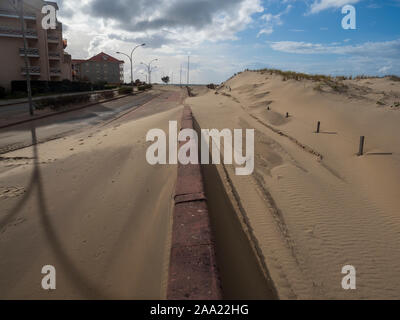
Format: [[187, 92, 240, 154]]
[[316, 121, 321, 133], [267, 106, 270, 111], [286, 112, 289, 118], [358, 136, 365, 156]]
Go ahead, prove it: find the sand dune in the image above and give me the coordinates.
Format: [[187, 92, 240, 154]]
[[187, 71, 400, 299]]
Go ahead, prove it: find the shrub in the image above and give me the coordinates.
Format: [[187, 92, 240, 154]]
[[161, 76, 170, 84], [389, 75, 400, 82], [186, 86, 195, 97], [0, 86, 6, 98], [207, 84, 216, 89], [35, 93, 91, 110], [325, 80, 348, 93], [134, 79, 145, 87], [93, 81, 107, 91], [313, 84, 323, 92], [10, 91, 27, 99], [11, 80, 93, 95], [101, 91, 115, 99], [119, 86, 133, 94]]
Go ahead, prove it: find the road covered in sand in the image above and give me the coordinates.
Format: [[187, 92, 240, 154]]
[[0, 86, 185, 299]]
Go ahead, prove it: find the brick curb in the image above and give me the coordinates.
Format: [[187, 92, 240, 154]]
[[167, 106, 222, 300], [0, 93, 137, 130]]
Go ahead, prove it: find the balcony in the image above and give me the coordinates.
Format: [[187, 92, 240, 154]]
[[21, 66, 40, 75], [47, 35, 59, 43], [0, 26, 37, 39], [19, 48, 40, 57], [0, 9, 36, 20], [48, 52, 61, 60], [50, 68, 61, 75]]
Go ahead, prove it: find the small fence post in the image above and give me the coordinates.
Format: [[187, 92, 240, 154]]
[[286, 112, 289, 118], [358, 136, 365, 156], [316, 121, 321, 133]]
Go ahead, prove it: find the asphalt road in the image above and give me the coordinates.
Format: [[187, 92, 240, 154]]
[[0, 90, 171, 154], [0, 86, 185, 299]]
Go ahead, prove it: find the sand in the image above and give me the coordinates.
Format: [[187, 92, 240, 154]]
[[187, 71, 400, 299], [0, 86, 184, 299]]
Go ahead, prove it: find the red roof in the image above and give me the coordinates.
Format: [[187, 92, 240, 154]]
[[87, 52, 124, 63], [72, 59, 86, 64]]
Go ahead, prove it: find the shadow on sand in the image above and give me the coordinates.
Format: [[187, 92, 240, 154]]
[[0, 122, 108, 299]]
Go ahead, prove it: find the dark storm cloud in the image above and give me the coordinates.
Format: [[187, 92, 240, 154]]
[[86, 0, 244, 32]]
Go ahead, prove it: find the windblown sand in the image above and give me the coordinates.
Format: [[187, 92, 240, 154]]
[[0, 87, 183, 299], [187, 71, 400, 299]]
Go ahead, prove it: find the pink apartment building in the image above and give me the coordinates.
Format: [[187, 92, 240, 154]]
[[0, 0, 71, 91]]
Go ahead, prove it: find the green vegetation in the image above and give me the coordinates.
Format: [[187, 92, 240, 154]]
[[118, 86, 134, 95], [389, 75, 400, 82], [314, 84, 323, 92], [0, 86, 6, 99], [257, 68, 331, 82], [186, 86, 195, 97], [101, 90, 115, 99], [249, 68, 353, 93], [138, 84, 153, 91], [35, 94, 91, 110], [161, 76, 170, 84]]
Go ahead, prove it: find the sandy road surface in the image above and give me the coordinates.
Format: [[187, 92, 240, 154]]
[[0, 86, 185, 299], [0, 90, 169, 154]]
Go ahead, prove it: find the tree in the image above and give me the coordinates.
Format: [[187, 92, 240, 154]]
[[161, 76, 170, 85]]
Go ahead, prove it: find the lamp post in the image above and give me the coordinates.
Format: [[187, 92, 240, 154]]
[[116, 43, 145, 85], [141, 59, 158, 85]]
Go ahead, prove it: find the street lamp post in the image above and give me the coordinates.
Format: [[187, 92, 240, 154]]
[[141, 59, 158, 85], [116, 43, 145, 85]]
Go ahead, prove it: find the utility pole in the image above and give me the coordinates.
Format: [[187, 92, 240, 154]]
[[187, 56, 190, 86], [18, 0, 33, 116]]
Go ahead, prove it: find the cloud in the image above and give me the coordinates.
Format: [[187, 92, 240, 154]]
[[270, 39, 400, 58], [378, 65, 392, 74], [309, 0, 362, 14], [55, 0, 265, 84], [85, 0, 263, 44], [257, 4, 292, 37]]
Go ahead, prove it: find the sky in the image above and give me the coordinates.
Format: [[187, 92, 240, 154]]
[[54, 0, 400, 84]]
